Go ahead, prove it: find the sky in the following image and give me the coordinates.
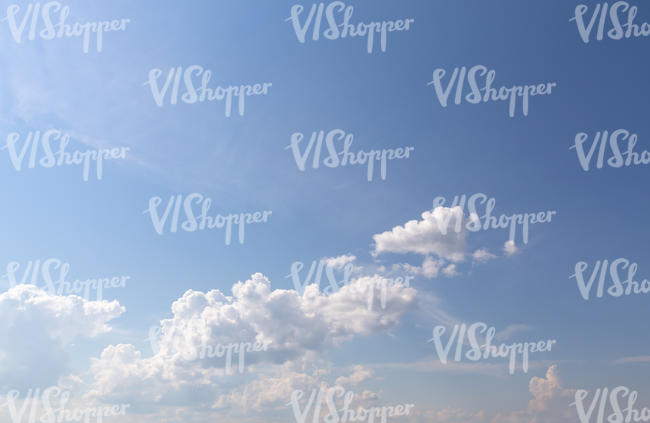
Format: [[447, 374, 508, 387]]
[[0, 1, 649, 422]]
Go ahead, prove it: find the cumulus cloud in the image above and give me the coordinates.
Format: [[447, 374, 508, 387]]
[[527, 365, 575, 413], [372, 207, 516, 279], [372, 207, 467, 262], [162, 273, 414, 359], [395, 257, 460, 279], [504, 240, 519, 256], [492, 365, 576, 423], [87, 273, 416, 414], [397, 257, 445, 279], [0, 285, 124, 391]]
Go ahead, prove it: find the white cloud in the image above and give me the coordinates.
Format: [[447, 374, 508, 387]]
[[372, 207, 467, 262], [504, 240, 519, 256], [441, 264, 458, 277], [86, 273, 416, 413], [323, 254, 358, 270], [422, 257, 445, 278], [335, 365, 374, 387], [472, 249, 497, 263], [396, 256, 460, 280], [0, 285, 124, 390], [398, 257, 445, 279], [492, 365, 576, 423], [219, 365, 384, 420], [372, 207, 517, 279], [217, 367, 321, 413]]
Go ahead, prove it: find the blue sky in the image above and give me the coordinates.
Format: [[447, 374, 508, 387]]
[[0, 1, 649, 422]]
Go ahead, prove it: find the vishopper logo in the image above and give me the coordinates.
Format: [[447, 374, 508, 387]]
[[2, 130, 129, 182], [146, 325, 271, 375], [288, 386, 415, 423], [286, 129, 415, 182], [144, 193, 272, 245], [144, 65, 272, 117], [287, 257, 355, 296], [287, 257, 413, 310], [431, 193, 557, 246], [571, 129, 650, 171], [427, 65, 557, 118], [571, 258, 650, 300], [2, 387, 129, 423], [571, 2, 650, 43], [1, 2, 130, 53], [0, 258, 130, 301], [427, 322, 557, 375], [286, 1, 415, 53], [572, 386, 650, 423]]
